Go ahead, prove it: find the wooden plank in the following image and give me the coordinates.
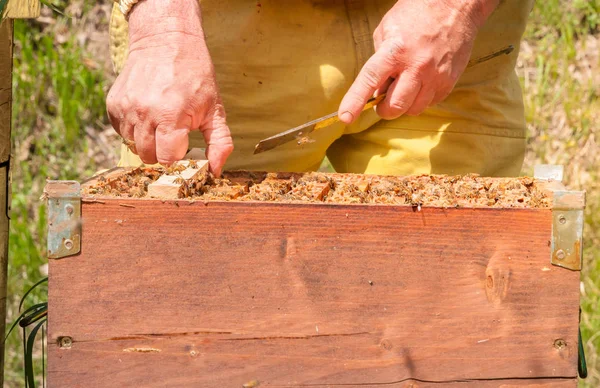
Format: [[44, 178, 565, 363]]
[[184, 147, 206, 160], [48, 200, 580, 387], [0, 18, 11, 162], [0, 18, 12, 388], [5, 0, 40, 19], [147, 160, 208, 199]]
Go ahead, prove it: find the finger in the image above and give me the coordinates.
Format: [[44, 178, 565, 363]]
[[106, 97, 124, 135], [431, 86, 454, 106], [107, 108, 121, 135], [133, 122, 158, 164], [155, 124, 190, 166], [201, 106, 234, 177], [116, 118, 138, 155], [376, 76, 395, 98], [405, 85, 436, 116], [120, 118, 135, 142], [106, 82, 126, 133], [338, 46, 401, 124], [376, 71, 421, 120], [373, 28, 383, 52]]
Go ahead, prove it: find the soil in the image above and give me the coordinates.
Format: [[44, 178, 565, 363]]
[[82, 165, 552, 208]]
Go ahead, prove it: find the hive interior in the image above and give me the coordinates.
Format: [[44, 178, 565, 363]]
[[81, 164, 552, 208]]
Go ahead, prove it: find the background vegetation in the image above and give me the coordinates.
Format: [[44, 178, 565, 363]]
[[523, 1, 600, 386], [3, 0, 599, 386]]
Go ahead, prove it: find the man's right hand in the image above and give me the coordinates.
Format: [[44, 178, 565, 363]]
[[106, 0, 233, 175]]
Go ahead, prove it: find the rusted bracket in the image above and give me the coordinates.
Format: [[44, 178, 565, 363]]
[[534, 165, 586, 271], [45, 180, 81, 259]]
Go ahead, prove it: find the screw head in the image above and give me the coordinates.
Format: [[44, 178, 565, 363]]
[[555, 249, 566, 260], [380, 339, 393, 351], [558, 215, 567, 224], [65, 204, 74, 216], [554, 339, 567, 350], [59, 336, 73, 348], [64, 239, 74, 250]]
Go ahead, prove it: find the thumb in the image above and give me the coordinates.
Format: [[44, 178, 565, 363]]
[[155, 123, 190, 165], [200, 104, 234, 177]]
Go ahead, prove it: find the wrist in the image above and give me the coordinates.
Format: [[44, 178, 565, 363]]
[[128, 0, 204, 47], [470, 0, 500, 25], [436, 0, 499, 29]]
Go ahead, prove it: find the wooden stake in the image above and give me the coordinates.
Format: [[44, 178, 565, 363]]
[[0, 17, 13, 388], [147, 160, 209, 199], [1, 3, 49, 386], [4, 0, 40, 18], [184, 148, 206, 160]]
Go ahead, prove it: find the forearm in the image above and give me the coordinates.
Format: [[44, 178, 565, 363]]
[[436, 0, 500, 28], [474, 0, 501, 22], [127, 0, 204, 50]]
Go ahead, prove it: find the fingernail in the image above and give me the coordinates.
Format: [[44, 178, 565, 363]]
[[340, 111, 354, 123]]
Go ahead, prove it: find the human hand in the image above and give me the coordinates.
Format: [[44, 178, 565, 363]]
[[106, 0, 233, 175], [338, 0, 498, 122]]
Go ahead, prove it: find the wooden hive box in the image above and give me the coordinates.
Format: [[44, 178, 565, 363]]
[[45, 164, 586, 387]]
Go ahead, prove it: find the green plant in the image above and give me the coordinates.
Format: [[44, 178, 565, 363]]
[[518, 1, 600, 386], [6, 3, 111, 385], [0, 0, 8, 18], [4, 278, 48, 388]]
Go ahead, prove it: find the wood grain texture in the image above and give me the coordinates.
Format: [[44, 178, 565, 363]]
[[5, 0, 40, 19], [48, 200, 580, 387], [0, 18, 12, 161], [147, 160, 208, 199], [0, 18, 12, 388]]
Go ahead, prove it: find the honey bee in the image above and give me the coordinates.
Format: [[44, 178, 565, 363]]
[[411, 192, 423, 211], [130, 186, 146, 198], [178, 181, 192, 198], [166, 164, 186, 175], [122, 138, 137, 154], [297, 136, 316, 146], [140, 177, 152, 189]]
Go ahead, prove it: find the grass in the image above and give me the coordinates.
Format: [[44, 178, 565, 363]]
[[518, 1, 600, 386], [4, 2, 111, 385], [3, 1, 600, 386]]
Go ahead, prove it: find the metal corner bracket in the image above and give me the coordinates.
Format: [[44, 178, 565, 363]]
[[534, 164, 586, 271], [551, 191, 585, 271], [45, 180, 81, 259]]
